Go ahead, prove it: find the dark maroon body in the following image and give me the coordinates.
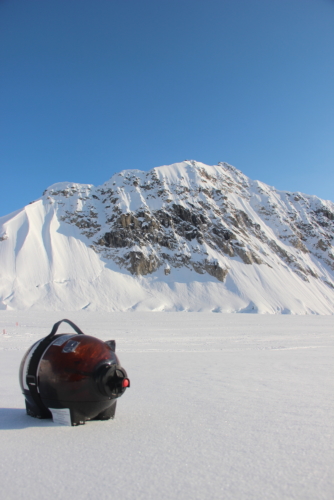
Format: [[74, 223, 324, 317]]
[[19, 322, 130, 426]]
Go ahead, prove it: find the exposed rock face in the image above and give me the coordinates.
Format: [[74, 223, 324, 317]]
[[39, 161, 334, 288]]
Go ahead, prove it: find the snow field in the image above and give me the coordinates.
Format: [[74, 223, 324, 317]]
[[1, 312, 333, 500]]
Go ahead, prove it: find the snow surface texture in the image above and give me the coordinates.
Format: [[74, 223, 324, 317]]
[[1, 312, 334, 500], [0, 161, 334, 313]]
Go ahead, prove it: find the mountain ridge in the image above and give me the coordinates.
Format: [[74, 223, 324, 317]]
[[1, 161, 334, 313]]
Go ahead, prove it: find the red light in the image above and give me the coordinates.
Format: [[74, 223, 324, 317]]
[[122, 379, 129, 388]]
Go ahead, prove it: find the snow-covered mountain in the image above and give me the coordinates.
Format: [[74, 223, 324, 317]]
[[1, 161, 334, 313]]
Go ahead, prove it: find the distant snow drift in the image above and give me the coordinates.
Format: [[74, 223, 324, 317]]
[[0, 161, 333, 313]]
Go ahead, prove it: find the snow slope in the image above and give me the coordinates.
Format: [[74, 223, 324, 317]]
[[0, 161, 333, 313], [1, 312, 333, 500]]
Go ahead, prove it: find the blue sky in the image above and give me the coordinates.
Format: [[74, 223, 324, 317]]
[[1, 0, 333, 216]]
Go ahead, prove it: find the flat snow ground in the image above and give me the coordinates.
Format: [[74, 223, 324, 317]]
[[0, 312, 333, 500]]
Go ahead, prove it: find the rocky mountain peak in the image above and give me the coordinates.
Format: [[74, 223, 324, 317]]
[[1, 161, 333, 312], [44, 161, 334, 287]]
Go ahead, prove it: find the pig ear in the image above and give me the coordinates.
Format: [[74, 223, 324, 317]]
[[105, 340, 116, 352]]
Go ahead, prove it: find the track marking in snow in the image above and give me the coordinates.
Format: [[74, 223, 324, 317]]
[[117, 344, 328, 353]]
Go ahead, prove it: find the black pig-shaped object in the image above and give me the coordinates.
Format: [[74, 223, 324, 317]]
[[19, 319, 130, 426]]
